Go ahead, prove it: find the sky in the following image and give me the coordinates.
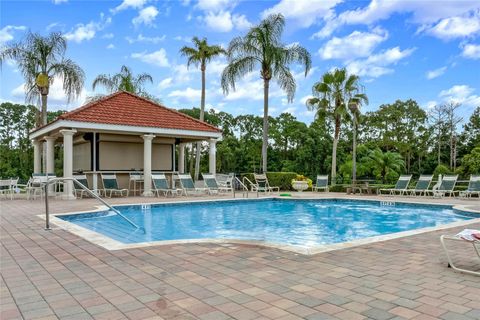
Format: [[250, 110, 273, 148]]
[[1, 0, 479, 124]]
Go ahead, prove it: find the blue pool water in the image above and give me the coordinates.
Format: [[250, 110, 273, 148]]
[[59, 199, 477, 247]]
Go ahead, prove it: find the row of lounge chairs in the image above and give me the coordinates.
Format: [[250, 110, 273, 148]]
[[72, 173, 233, 198], [380, 174, 480, 198]]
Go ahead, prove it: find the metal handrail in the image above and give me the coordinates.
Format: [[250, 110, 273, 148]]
[[43, 177, 141, 230], [234, 176, 249, 198]]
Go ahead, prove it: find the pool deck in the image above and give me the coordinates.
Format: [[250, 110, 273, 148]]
[[1, 193, 479, 320]]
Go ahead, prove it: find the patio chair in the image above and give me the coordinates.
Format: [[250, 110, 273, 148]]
[[26, 173, 48, 200], [73, 174, 100, 198], [202, 173, 233, 195], [440, 229, 480, 276], [178, 173, 208, 196], [407, 175, 433, 197], [0, 179, 15, 200], [252, 173, 280, 194], [101, 173, 128, 197], [458, 175, 480, 199], [431, 175, 458, 198], [379, 175, 412, 196], [152, 173, 181, 197], [129, 171, 144, 196], [313, 175, 329, 192]]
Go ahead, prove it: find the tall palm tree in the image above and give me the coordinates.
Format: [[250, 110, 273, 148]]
[[1, 32, 85, 127], [222, 13, 311, 173], [180, 37, 226, 180], [366, 148, 405, 184], [91, 65, 154, 100], [306, 68, 367, 185]]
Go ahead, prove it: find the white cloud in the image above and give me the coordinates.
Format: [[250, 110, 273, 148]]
[[52, 0, 67, 4], [168, 87, 201, 102], [262, 0, 342, 28], [461, 43, 480, 59], [64, 16, 111, 43], [106, 44, 115, 49], [46, 22, 64, 31], [0, 25, 26, 45], [203, 11, 252, 32], [111, 0, 147, 13], [427, 11, 480, 40], [314, 0, 480, 39], [195, 0, 233, 11], [439, 85, 480, 107], [131, 49, 169, 67], [158, 78, 173, 90], [426, 66, 447, 79], [102, 33, 114, 39], [174, 35, 191, 42], [132, 6, 159, 26], [221, 72, 284, 101], [231, 14, 252, 31], [319, 27, 388, 60], [346, 46, 415, 78], [126, 34, 165, 44]]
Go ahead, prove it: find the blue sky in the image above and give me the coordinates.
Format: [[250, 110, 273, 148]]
[[1, 0, 479, 123]]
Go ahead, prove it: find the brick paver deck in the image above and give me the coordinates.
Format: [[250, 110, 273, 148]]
[[1, 194, 479, 320]]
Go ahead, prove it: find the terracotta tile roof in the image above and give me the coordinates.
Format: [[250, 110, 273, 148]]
[[43, 91, 221, 133]]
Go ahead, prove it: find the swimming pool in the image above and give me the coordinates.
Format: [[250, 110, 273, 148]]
[[57, 198, 477, 251]]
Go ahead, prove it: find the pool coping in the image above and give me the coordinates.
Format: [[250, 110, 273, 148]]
[[39, 196, 480, 255]]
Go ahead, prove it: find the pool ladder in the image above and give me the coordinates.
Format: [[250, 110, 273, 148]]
[[233, 176, 250, 198], [43, 177, 140, 230]]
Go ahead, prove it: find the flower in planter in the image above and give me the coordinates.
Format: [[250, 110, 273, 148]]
[[291, 175, 313, 188]]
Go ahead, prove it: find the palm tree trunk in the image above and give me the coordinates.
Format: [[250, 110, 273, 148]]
[[41, 93, 48, 126], [261, 79, 269, 173], [194, 66, 206, 180], [331, 115, 340, 185], [352, 120, 357, 186]]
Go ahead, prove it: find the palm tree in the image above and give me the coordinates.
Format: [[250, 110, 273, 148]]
[[180, 37, 226, 180], [222, 13, 311, 173], [366, 148, 405, 183], [348, 101, 360, 186], [91, 65, 154, 100], [306, 68, 367, 185], [1, 32, 85, 127]]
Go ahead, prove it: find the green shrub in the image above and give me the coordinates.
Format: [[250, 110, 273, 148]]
[[433, 164, 452, 177], [241, 172, 299, 190]]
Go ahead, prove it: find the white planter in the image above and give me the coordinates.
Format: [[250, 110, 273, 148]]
[[292, 181, 308, 192]]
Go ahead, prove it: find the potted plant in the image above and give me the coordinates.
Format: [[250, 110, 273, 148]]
[[291, 175, 312, 192]]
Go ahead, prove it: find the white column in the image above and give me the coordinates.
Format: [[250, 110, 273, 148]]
[[44, 136, 56, 175], [61, 129, 76, 199], [178, 143, 185, 173], [142, 134, 155, 197], [209, 139, 217, 175], [33, 140, 41, 173]]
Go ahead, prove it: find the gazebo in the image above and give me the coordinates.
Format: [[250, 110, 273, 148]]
[[29, 91, 222, 198]]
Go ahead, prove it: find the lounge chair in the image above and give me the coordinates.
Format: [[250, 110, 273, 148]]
[[152, 173, 181, 197], [101, 173, 128, 197], [177, 173, 208, 196], [202, 173, 233, 195], [459, 175, 480, 198], [379, 175, 412, 196], [407, 175, 433, 197], [253, 173, 280, 194], [440, 229, 480, 276], [431, 175, 458, 198], [73, 174, 100, 198], [0, 178, 17, 200], [313, 175, 329, 192]]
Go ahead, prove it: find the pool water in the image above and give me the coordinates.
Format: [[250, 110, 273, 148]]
[[58, 199, 476, 247]]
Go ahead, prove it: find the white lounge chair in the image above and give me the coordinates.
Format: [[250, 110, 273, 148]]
[[152, 173, 181, 197], [313, 175, 329, 192], [407, 175, 433, 197], [202, 173, 233, 195], [441, 229, 480, 276], [431, 175, 458, 198], [459, 175, 480, 199], [101, 173, 128, 197], [379, 175, 412, 196], [252, 173, 279, 194], [178, 173, 208, 196]]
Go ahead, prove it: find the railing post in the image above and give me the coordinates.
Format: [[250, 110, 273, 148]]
[[45, 183, 50, 230]]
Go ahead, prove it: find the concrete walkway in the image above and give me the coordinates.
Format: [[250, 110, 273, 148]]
[[1, 193, 479, 319]]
